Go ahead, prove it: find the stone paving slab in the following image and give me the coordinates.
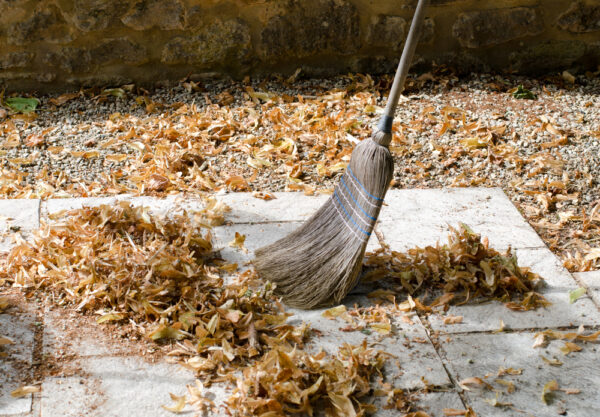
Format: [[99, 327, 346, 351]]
[[218, 192, 328, 223], [428, 290, 599, 334], [440, 331, 600, 417], [378, 188, 545, 251], [41, 356, 197, 417], [0, 305, 36, 415], [0, 199, 40, 253]]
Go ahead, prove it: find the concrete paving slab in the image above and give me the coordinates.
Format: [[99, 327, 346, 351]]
[[211, 222, 382, 270], [288, 294, 451, 390], [0, 199, 40, 253], [0, 307, 36, 415], [41, 356, 197, 417], [378, 188, 545, 251], [428, 290, 599, 333], [440, 331, 600, 417], [514, 247, 580, 290], [218, 191, 328, 223]]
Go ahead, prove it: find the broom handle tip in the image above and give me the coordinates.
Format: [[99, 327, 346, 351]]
[[380, 0, 429, 132]]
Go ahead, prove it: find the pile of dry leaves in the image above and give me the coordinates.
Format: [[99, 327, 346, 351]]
[[364, 224, 549, 311], [0, 202, 402, 415]]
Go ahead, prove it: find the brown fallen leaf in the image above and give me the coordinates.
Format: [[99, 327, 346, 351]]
[[443, 315, 463, 325], [443, 409, 468, 416], [162, 393, 186, 414], [11, 385, 41, 398], [560, 341, 582, 355], [497, 367, 523, 376], [24, 134, 45, 148], [541, 356, 563, 366], [322, 305, 347, 319], [541, 380, 559, 404], [459, 376, 492, 391], [147, 174, 170, 192], [228, 232, 247, 253], [560, 388, 581, 395], [252, 191, 276, 200], [49, 92, 79, 106]]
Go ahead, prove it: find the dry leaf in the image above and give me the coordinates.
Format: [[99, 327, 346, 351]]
[[560, 341, 582, 355], [11, 385, 41, 398], [541, 380, 559, 404], [459, 377, 492, 391], [322, 305, 347, 319], [443, 315, 463, 325], [228, 232, 247, 253], [162, 393, 186, 414], [147, 174, 169, 192]]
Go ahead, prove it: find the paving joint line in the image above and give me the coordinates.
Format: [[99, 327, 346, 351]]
[[433, 323, 600, 337], [415, 313, 471, 411], [31, 304, 44, 417]]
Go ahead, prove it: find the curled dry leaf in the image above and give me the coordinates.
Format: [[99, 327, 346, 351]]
[[459, 377, 492, 391], [228, 232, 247, 253], [322, 305, 347, 319], [162, 393, 186, 414], [443, 409, 469, 416], [11, 385, 41, 398], [541, 380, 559, 404], [252, 191, 276, 200], [147, 174, 170, 192], [443, 315, 463, 325]]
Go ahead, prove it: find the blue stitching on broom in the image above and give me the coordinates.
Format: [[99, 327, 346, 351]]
[[333, 190, 371, 236], [340, 176, 377, 221], [347, 166, 383, 201]]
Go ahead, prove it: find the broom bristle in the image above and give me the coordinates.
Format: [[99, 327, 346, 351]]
[[254, 129, 394, 309]]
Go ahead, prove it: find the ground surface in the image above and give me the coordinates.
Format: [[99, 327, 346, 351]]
[[1, 71, 599, 272], [1, 190, 600, 416]]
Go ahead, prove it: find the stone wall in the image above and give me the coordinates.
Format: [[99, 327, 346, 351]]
[[1, 0, 599, 92]]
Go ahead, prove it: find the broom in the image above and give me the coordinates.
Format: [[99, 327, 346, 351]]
[[254, 0, 429, 309]]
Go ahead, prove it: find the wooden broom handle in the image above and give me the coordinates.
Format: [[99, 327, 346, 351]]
[[378, 0, 429, 134]]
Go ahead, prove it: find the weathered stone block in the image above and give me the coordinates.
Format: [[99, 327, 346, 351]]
[[70, 0, 131, 32], [420, 17, 435, 44], [557, 0, 600, 33], [43, 47, 92, 74], [367, 15, 406, 50], [122, 0, 185, 30], [0, 2, 28, 26], [510, 40, 586, 73], [260, 0, 360, 59], [91, 38, 148, 65], [162, 19, 251, 66], [8, 4, 74, 45], [0, 52, 33, 70], [453, 7, 544, 48]]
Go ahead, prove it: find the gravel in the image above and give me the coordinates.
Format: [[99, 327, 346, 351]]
[[0, 71, 599, 271]]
